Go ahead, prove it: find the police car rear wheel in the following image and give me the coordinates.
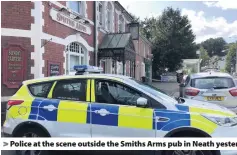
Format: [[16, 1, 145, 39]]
[[164, 150, 212, 155], [15, 127, 49, 155]]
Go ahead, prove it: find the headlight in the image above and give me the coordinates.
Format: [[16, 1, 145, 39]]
[[202, 114, 237, 127]]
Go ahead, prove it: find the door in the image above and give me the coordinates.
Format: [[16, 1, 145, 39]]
[[90, 79, 155, 137], [41, 78, 91, 137]]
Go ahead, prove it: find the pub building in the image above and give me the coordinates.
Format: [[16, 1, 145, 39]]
[[1, 1, 153, 102]]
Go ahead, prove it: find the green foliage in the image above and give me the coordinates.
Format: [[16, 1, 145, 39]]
[[201, 37, 227, 57], [225, 42, 237, 73], [141, 7, 197, 75], [199, 46, 209, 67]]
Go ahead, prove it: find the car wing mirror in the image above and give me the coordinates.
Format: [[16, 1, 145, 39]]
[[136, 97, 148, 107]]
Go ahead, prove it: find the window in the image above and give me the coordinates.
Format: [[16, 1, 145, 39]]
[[52, 79, 87, 101], [98, 2, 103, 26], [68, 1, 82, 14], [28, 82, 53, 98], [95, 80, 141, 106], [107, 2, 112, 31], [66, 42, 87, 74], [190, 77, 235, 89], [118, 15, 124, 32]]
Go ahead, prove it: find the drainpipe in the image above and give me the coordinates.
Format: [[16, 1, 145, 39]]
[[94, 1, 98, 66]]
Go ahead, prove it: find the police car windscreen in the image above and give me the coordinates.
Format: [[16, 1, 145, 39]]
[[190, 77, 235, 89]]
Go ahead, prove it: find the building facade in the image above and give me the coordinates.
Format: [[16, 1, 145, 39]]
[[1, 1, 152, 100]]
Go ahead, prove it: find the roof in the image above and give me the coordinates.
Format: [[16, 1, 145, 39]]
[[23, 74, 132, 85], [99, 33, 132, 49], [190, 72, 233, 79], [114, 1, 134, 21]]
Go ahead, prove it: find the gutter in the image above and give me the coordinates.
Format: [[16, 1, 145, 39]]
[[94, 1, 98, 66]]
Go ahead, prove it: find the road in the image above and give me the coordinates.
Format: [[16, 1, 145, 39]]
[[1, 82, 177, 155], [152, 82, 180, 97]]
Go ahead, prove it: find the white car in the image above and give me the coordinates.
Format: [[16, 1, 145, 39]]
[[180, 72, 237, 113]]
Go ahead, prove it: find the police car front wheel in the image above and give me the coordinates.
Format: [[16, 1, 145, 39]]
[[15, 127, 49, 155], [164, 150, 213, 155]]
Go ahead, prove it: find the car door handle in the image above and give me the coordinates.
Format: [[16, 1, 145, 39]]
[[156, 117, 169, 122], [42, 105, 56, 111], [94, 109, 110, 116]]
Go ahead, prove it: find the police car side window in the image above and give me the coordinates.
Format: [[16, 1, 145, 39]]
[[52, 79, 87, 101], [95, 80, 141, 106], [28, 82, 53, 98]]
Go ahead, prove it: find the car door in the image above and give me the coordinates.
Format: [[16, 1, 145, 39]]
[[90, 78, 155, 137], [38, 78, 91, 137]]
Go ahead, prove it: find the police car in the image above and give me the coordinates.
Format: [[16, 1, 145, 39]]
[[2, 65, 237, 155]]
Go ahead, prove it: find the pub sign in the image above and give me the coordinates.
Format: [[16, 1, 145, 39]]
[[47, 61, 61, 77], [2, 44, 27, 88]]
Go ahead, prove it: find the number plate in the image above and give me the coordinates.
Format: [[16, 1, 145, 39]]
[[206, 96, 224, 101]]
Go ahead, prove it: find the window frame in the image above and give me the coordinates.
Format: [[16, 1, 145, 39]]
[[68, 1, 83, 16], [51, 78, 88, 102], [118, 15, 124, 33], [93, 78, 166, 109], [66, 42, 87, 74], [98, 2, 103, 27], [27, 81, 54, 98], [106, 2, 112, 32]]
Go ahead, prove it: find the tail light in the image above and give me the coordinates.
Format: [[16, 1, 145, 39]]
[[185, 88, 200, 96], [7, 100, 24, 109], [229, 88, 237, 96]]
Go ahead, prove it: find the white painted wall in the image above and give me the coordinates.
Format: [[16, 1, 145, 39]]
[[31, 1, 45, 78]]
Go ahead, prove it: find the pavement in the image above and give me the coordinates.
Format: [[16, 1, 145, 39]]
[[1, 82, 177, 155]]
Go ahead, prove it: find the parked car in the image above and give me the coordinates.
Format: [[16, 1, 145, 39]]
[[179, 72, 237, 113]]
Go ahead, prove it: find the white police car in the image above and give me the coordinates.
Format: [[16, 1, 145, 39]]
[[2, 65, 237, 155]]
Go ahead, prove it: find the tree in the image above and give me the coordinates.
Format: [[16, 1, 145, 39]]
[[199, 46, 210, 67], [225, 42, 237, 73], [201, 37, 227, 57], [129, 13, 141, 23], [147, 7, 197, 75]]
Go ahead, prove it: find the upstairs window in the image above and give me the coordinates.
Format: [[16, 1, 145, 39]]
[[99, 2, 103, 26], [107, 2, 112, 31], [68, 1, 82, 14], [118, 15, 124, 32]]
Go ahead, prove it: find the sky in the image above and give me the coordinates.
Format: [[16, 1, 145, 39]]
[[119, 0, 237, 44]]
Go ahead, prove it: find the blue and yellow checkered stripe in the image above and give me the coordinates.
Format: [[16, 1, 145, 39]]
[[7, 79, 235, 136], [10, 97, 234, 135]]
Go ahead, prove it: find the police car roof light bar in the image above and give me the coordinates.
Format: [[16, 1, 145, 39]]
[[74, 65, 103, 75]]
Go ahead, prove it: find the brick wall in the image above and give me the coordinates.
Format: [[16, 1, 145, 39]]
[[42, 2, 94, 48], [42, 41, 65, 76], [1, 36, 34, 96], [86, 1, 94, 22], [98, 31, 105, 46], [1, 1, 34, 30]]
